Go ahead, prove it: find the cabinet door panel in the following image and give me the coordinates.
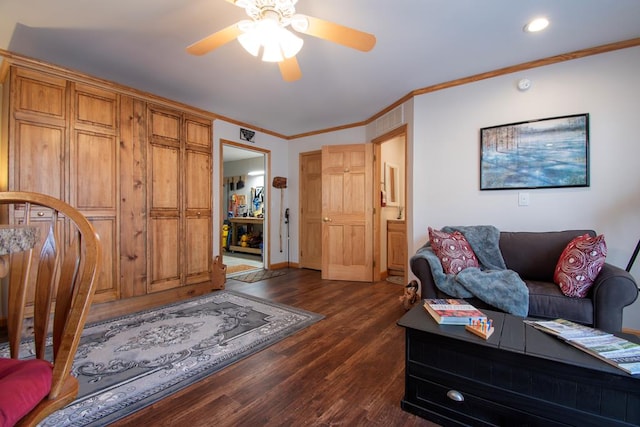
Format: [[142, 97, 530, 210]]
[[185, 215, 211, 284], [88, 217, 119, 302], [148, 217, 181, 292], [186, 150, 211, 210], [185, 118, 211, 151], [73, 84, 118, 131], [149, 109, 181, 144], [15, 121, 64, 199], [14, 69, 67, 120], [150, 145, 179, 209], [72, 131, 117, 210]]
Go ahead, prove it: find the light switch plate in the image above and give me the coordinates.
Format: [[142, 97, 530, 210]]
[[518, 192, 530, 206]]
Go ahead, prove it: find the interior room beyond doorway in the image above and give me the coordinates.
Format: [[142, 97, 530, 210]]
[[222, 144, 268, 275]]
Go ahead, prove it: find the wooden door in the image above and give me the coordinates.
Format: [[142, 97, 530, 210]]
[[321, 144, 373, 281], [299, 151, 322, 270], [184, 116, 212, 285], [70, 83, 120, 303], [147, 106, 182, 293]]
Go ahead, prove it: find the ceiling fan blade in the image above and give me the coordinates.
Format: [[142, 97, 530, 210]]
[[278, 56, 302, 82], [186, 23, 243, 56], [297, 15, 376, 52]]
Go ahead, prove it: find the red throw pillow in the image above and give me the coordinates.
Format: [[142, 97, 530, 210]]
[[554, 234, 607, 298], [428, 227, 479, 274]]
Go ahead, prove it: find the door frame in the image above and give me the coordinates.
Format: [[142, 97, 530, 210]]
[[219, 139, 271, 268], [372, 125, 408, 282]]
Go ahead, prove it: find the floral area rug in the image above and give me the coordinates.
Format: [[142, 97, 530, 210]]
[[0, 290, 322, 426]]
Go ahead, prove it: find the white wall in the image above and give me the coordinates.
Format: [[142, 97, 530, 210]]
[[213, 120, 289, 267], [409, 46, 640, 329]]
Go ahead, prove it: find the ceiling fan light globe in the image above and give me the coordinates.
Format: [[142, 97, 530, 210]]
[[279, 28, 303, 58], [238, 31, 262, 57], [237, 19, 256, 33], [290, 14, 309, 32], [262, 41, 284, 62]]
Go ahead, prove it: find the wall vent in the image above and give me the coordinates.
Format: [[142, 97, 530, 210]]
[[374, 105, 404, 137]]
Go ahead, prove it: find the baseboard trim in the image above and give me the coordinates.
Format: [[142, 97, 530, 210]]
[[269, 262, 299, 270]]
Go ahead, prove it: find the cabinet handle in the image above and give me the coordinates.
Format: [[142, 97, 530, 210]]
[[446, 390, 464, 402], [37, 212, 45, 217], [197, 212, 201, 216]]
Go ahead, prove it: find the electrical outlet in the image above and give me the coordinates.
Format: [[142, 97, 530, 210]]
[[518, 192, 530, 206]]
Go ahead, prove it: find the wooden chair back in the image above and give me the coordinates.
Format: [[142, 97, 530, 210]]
[[0, 191, 101, 426]]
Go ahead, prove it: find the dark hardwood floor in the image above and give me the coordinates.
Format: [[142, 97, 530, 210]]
[[110, 268, 437, 427]]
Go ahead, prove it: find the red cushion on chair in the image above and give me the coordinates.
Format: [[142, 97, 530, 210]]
[[0, 358, 53, 427]]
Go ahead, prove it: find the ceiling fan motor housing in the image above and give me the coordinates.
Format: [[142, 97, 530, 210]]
[[240, 0, 297, 24]]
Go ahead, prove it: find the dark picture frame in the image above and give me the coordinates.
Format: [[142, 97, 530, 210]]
[[480, 113, 590, 190]]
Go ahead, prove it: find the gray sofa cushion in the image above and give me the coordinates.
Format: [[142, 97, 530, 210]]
[[499, 230, 595, 282], [526, 280, 593, 325]]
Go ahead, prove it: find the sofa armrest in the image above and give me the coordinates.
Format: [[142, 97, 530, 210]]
[[591, 263, 639, 332], [409, 256, 440, 299]]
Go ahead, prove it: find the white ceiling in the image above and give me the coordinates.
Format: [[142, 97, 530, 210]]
[[1, 1, 639, 137]]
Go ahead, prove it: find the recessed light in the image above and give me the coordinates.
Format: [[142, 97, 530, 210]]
[[524, 17, 549, 33]]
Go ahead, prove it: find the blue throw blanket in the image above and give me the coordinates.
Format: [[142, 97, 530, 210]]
[[412, 225, 529, 317]]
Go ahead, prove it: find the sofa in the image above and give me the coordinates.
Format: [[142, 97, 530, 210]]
[[411, 229, 639, 333]]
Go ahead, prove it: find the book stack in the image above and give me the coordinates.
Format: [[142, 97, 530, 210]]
[[423, 299, 487, 325], [526, 318, 640, 375]]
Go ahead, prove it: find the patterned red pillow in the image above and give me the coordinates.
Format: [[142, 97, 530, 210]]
[[554, 234, 607, 298], [428, 227, 479, 274]]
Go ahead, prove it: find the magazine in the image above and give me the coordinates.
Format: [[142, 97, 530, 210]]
[[526, 318, 640, 375], [524, 318, 610, 339], [423, 299, 486, 325]]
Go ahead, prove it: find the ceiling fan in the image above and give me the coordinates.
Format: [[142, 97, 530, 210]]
[[186, 0, 376, 82]]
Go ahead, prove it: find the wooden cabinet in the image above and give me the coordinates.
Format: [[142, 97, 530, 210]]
[[2, 62, 214, 317], [387, 220, 406, 276], [5, 68, 118, 303], [147, 105, 212, 293]]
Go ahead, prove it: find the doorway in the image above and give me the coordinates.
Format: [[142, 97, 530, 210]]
[[221, 141, 269, 276], [373, 126, 407, 284]]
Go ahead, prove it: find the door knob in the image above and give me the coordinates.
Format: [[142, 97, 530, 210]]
[[323, 217, 332, 222]]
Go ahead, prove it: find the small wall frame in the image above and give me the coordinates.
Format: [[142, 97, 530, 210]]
[[385, 162, 400, 206]]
